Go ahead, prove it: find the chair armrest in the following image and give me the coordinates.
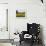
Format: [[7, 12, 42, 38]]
[[19, 34, 24, 41], [22, 31, 28, 35], [19, 31, 27, 41]]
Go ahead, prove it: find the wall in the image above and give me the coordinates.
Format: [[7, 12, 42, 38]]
[[0, 0, 8, 3], [0, 0, 46, 46], [9, 0, 46, 45]]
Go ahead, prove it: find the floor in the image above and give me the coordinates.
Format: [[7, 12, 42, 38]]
[[0, 41, 43, 46], [19, 41, 43, 46], [0, 43, 13, 46]]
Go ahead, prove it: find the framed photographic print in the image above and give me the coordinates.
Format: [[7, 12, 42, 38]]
[[16, 10, 25, 17]]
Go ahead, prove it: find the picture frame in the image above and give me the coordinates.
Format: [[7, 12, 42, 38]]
[[16, 10, 25, 17]]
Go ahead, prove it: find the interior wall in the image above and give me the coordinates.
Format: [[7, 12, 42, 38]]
[[0, 0, 8, 3], [8, 0, 46, 45], [0, 0, 46, 46]]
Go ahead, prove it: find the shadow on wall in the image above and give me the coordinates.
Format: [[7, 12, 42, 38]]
[[40, 25, 45, 46]]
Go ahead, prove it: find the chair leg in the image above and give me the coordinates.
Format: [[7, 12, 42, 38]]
[[30, 40, 34, 46], [20, 41, 21, 45]]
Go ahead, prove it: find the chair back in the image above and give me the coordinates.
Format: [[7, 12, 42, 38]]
[[27, 23, 40, 36]]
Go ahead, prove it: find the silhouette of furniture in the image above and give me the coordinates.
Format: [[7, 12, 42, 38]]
[[19, 23, 41, 46]]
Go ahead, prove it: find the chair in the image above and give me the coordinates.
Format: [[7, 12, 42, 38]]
[[19, 23, 40, 45], [27, 23, 40, 43]]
